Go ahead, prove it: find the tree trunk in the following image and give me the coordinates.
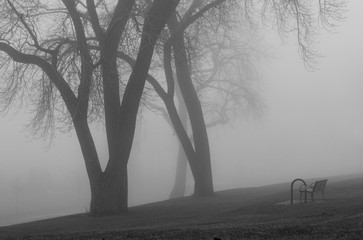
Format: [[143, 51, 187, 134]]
[[89, 167, 128, 216], [83, 0, 181, 216], [169, 109, 188, 199], [169, 145, 188, 199], [90, 0, 180, 216], [169, 92, 189, 199], [170, 16, 214, 196], [73, 117, 128, 215]]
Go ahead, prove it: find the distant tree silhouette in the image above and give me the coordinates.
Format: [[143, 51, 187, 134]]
[[168, 43, 264, 199], [167, 1, 265, 199], [146, 0, 345, 199]]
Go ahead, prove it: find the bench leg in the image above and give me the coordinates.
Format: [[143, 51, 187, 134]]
[[299, 191, 307, 203], [322, 190, 326, 201]]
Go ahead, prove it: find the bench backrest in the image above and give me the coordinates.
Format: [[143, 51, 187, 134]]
[[313, 179, 328, 192]]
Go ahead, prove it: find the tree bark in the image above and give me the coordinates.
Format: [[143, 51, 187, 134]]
[[89, 166, 128, 216]]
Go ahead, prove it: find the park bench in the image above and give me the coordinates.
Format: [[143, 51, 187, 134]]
[[299, 179, 328, 202]]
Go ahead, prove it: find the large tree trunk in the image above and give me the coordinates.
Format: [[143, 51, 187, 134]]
[[88, 0, 180, 216], [72, 117, 128, 215], [169, 16, 214, 196], [74, 0, 181, 216], [99, 42, 129, 214], [89, 167, 128, 215]]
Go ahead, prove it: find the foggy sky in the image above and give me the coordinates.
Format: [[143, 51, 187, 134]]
[[1, 0, 363, 226]]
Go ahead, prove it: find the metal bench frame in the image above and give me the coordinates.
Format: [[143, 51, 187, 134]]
[[299, 179, 328, 202]]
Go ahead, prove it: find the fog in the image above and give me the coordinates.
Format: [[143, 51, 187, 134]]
[[1, 1, 363, 226]]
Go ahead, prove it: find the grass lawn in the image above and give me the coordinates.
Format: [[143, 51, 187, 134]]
[[1, 173, 362, 239]]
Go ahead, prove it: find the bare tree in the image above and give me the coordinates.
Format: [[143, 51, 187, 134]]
[[0, 0, 345, 216], [0, 0, 180, 216], [118, 0, 345, 198], [116, 1, 229, 197], [172, 0, 345, 196], [169, 40, 264, 199]]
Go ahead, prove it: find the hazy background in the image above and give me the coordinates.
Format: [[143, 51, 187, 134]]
[[1, 1, 362, 226]]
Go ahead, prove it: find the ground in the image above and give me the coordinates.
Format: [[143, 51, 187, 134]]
[[0, 173, 362, 239]]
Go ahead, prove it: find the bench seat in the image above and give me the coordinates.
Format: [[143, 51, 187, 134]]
[[299, 179, 327, 202]]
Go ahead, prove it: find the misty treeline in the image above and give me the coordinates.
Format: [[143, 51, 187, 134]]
[[0, 0, 345, 216]]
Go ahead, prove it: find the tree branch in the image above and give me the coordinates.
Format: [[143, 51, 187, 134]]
[[163, 42, 175, 98], [62, 0, 93, 117], [86, 0, 105, 41], [104, 0, 135, 57], [115, 50, 168, 101], [182, 0, 227, 31], [0, 43, 78, 116], [6, 0, 55, 55]]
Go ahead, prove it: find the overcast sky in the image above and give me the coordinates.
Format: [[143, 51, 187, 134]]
[[0, 0, 363, 226]]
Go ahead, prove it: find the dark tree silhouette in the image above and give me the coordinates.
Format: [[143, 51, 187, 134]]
[[0, 0, 180, 216]]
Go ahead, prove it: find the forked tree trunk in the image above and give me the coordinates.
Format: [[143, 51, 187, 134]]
[[87, 0, 180, 216], [73, 118, 128, 215], [89, 166, 128, 215]]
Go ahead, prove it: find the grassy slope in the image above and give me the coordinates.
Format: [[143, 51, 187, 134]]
[[1, 173, 362, 239]]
